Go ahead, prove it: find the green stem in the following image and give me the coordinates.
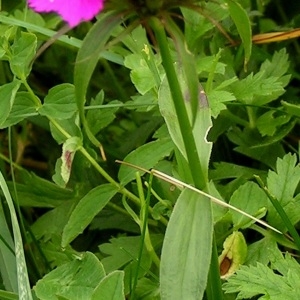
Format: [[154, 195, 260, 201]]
[[150, 17, 206, 189], [206, 234, 224, 299]]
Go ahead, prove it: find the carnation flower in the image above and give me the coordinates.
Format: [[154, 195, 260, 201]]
[[28, 0, 104, 27]]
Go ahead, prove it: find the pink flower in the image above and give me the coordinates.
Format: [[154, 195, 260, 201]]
[[28, 0, 104, 27]]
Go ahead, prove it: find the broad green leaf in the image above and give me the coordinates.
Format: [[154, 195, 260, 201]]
[[0, 80, 21, 127], [226, 0, 252, 66], [39, 84, 77, 120], [266, 154, 300, 230], [0, 172, 32, 300], [230, 182, 268, 229], [10, 32, 36, 78], [0, 92, 37, 128], [34, 252, 106, 300], [91, 271, 125, 300], [118, 138, 174, 185], [160, 189, 213, 300], [218, 231, 247, 279], [62, 184, 118, 247]]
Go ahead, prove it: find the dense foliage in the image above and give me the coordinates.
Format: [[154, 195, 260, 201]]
[[0, 0, 299, 299]]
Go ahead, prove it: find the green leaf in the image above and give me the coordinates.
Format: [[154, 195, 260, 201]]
[[218, 231, 247, 279], [62, 184, 118, 247], [230, 182, 268, 229], [158, 72, 212, 175], [0, 92, 37, 128], [118, 138, 174, 185], [0, 172, 32, 300], [230, 49, 290, 105], [86, 91, 120, 135], [74, 12, 123, 128], [39, 84, 77, 119], [0, 80, 21, 127], [160, 189, 213, 300], [0, 202, 18, 293], [99, 235, 162, 274], [226, 0, 252, 66], [256, 111, 291, 136], [9, 171, 75, 207], [206, 90, 235, 118], [223, 252, 300, 299], [91, 271, 125, 300], [266, 154, 300, 230], [10, 32, 37, 78], [34, 252, 106, 300], [281, 100, 300, 118]]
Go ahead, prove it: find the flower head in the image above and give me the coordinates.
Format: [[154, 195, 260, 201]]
[[28, 0, 104, 27]]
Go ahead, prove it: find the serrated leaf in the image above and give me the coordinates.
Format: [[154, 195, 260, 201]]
[[62, 184, 118, 247], [230, 182, 268, 229], [256, 111, 291, 136], [266, 154, 300, 230], [160, 189, 213, 300], [34, 252, 106, 300], [223, 253, 300, 299], [39, 84, 77, 119], [207, 90, 235, 118], [118, 138, 174, 185]]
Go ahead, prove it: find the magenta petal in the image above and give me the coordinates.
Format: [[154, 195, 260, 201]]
[[28, 0, 104, 27]]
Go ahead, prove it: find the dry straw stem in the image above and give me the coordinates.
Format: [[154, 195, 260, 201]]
[[116, 160, 282, 235]]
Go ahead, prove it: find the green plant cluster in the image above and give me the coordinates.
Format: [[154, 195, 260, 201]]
[[0, 0, 299, 299]]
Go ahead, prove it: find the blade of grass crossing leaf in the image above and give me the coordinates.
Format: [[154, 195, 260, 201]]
[[116, 161, 282, 234], [226, 0, 252, 66], [0, 172, 32, 300]]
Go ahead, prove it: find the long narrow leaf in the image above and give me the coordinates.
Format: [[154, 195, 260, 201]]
[[0, 172, 32, 300]]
